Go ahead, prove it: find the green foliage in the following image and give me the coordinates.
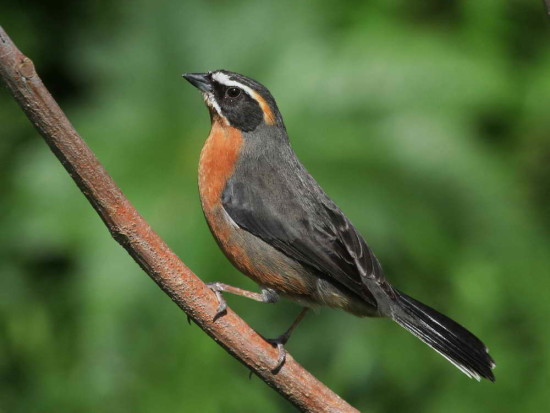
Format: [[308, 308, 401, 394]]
[[1, 0, 549, 411]]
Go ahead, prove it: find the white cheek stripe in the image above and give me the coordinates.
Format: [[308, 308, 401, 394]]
[[202, 92, 228, 124]]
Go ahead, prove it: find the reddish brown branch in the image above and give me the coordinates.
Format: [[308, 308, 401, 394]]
[[0, 26, 358, 412]]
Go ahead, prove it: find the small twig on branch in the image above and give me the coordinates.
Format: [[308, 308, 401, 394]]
[[0, 26, 358, 412]]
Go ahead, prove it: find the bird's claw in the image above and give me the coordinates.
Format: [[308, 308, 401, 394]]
[[266, 334, 290, 373], [206, 282, 228, 320]]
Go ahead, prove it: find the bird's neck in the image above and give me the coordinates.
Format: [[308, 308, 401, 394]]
[[198, 118, 243, 213]]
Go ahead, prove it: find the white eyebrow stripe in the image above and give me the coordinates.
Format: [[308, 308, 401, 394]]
[[212, 72, 257, 99], [212, 72, 277, 125]]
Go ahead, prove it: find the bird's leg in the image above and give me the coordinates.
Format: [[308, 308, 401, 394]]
[[206, 282, 279, 319], [267, 308, 309, 373], [207, 282, 308, 371]]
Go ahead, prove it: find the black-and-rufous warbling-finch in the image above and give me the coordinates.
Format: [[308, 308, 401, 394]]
[[183, 70, 495, 381]]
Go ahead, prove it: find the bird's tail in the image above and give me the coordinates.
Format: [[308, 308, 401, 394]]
[[390, 289, 495, 381]]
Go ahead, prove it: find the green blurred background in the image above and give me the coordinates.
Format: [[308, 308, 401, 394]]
[[1, 1, 549, 412]]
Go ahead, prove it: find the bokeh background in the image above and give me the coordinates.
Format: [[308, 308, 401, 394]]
[[1, 1, 550, 412]]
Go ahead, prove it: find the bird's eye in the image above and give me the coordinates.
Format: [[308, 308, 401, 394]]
[[226, 87, 241, 98]]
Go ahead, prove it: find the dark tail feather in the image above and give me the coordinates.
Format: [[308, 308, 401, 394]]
[[391, 289, 495, 381]]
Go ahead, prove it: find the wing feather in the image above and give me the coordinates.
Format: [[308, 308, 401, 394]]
[[222, 162, 387, 307]]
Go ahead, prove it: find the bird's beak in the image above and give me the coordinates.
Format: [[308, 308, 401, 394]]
[[182, 72, 212, 92]]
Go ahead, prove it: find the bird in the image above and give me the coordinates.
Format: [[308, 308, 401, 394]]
[[183, 70, 496, 381]]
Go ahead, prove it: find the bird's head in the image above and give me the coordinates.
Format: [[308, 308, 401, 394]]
[[183, 70, 283, 132]]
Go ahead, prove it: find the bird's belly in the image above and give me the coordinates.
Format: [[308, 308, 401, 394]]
[[202, 204, 314, 296], [202, 205, 378, 316]]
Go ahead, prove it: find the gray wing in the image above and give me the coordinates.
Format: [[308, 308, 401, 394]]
[[222, 156, 389, 307]]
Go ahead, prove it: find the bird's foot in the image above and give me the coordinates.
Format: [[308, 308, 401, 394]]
[[266, 331, 291, 373], [206, 282, 228, 320]]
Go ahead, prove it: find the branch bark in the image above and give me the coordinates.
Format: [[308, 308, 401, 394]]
[[0, 26, 358, 412]]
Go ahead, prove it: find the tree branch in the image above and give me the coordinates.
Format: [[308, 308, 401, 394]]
[[0, 26, 358, 412]]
